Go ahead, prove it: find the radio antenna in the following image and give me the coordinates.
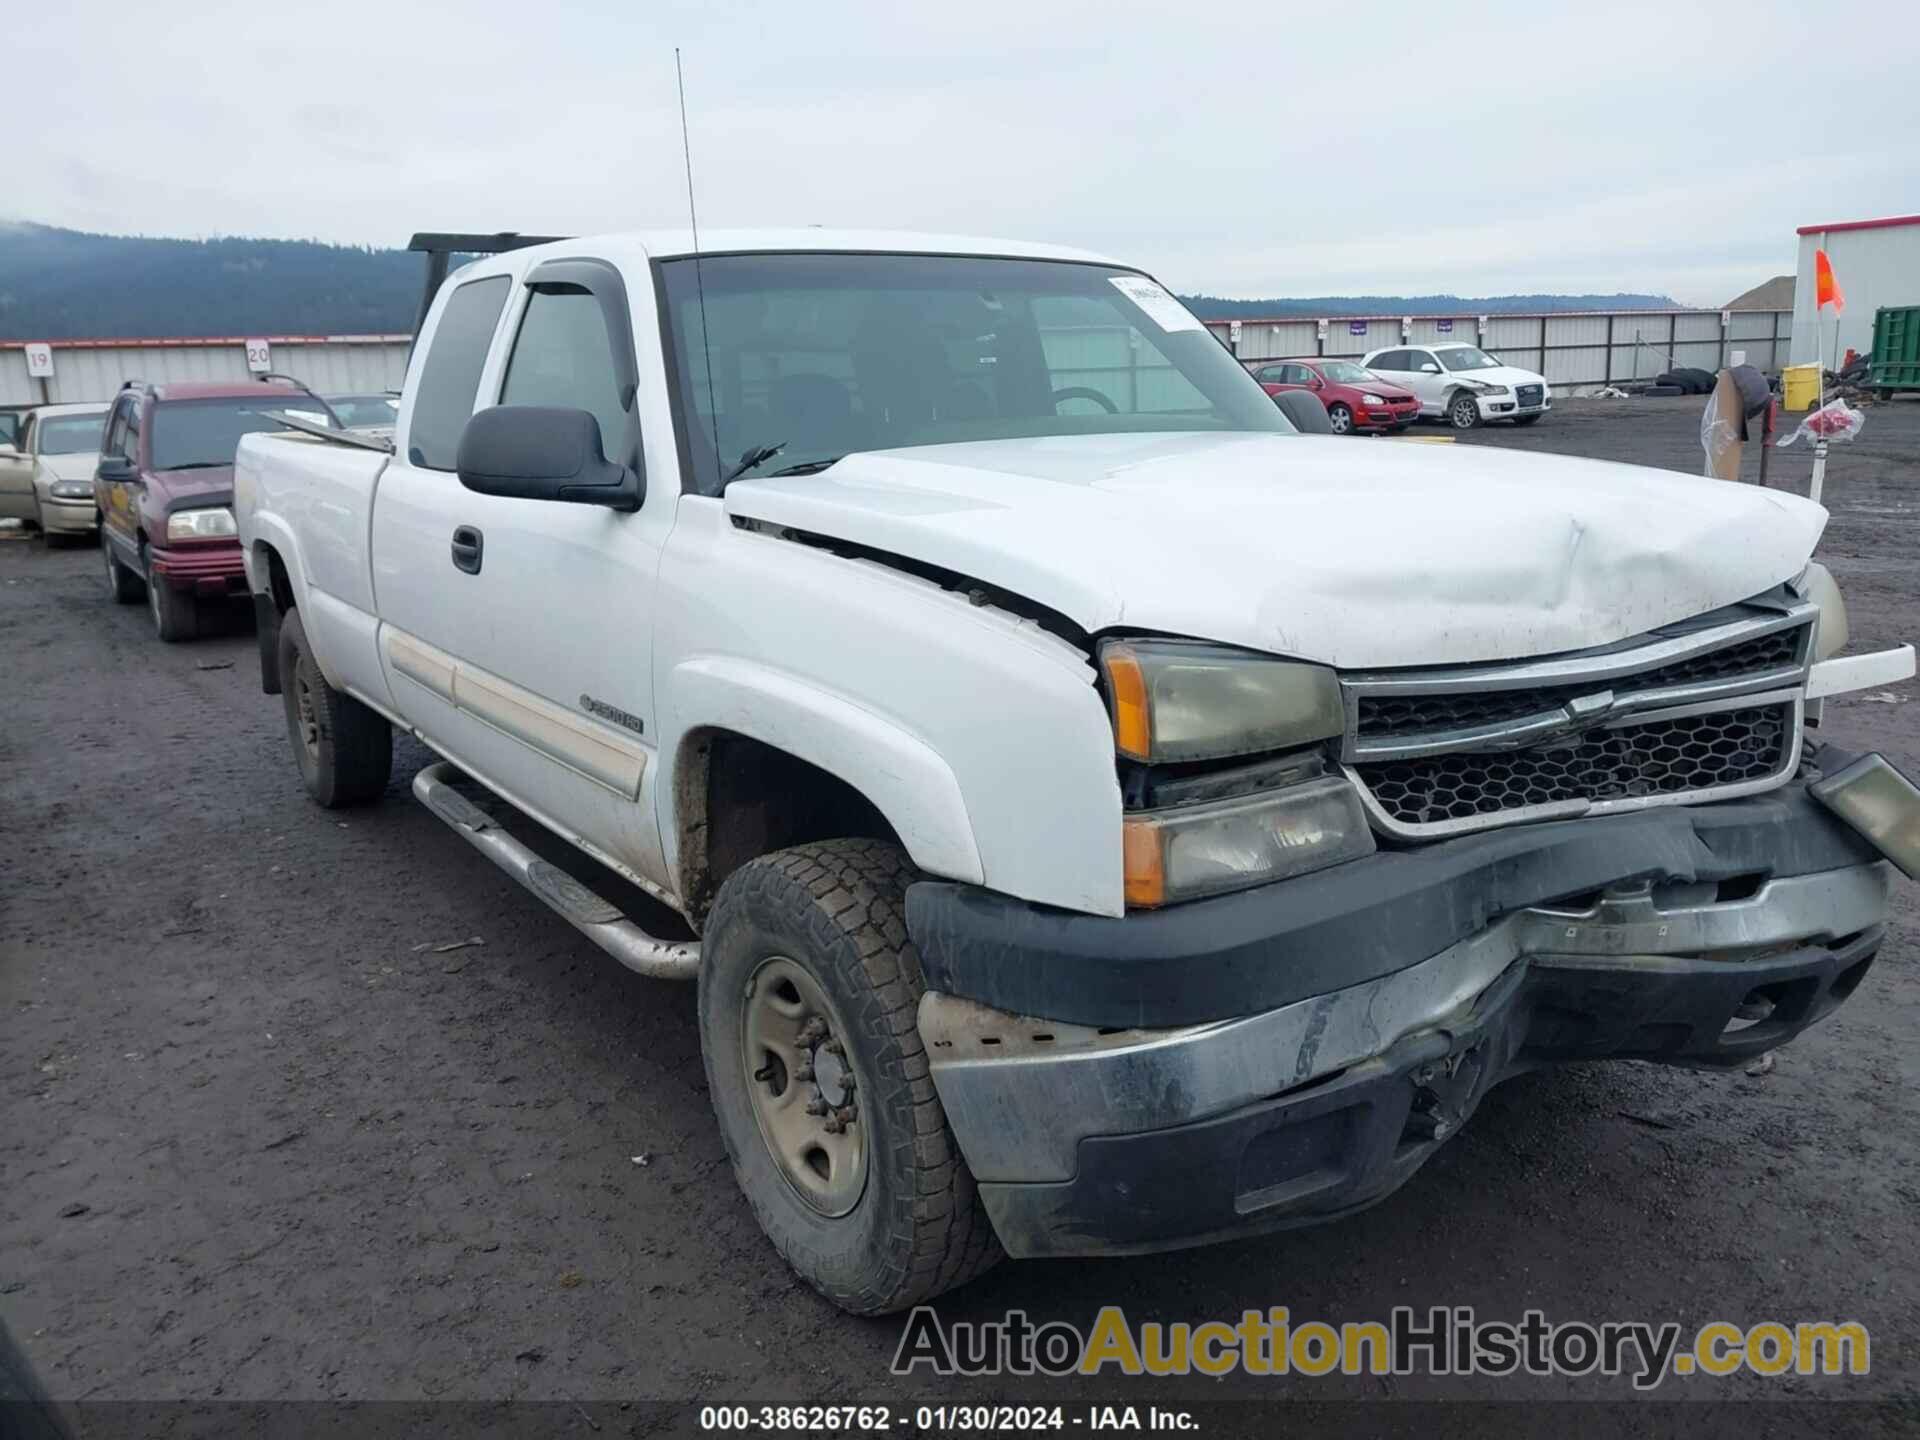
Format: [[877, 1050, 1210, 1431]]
[[675, 47, 724, 488]]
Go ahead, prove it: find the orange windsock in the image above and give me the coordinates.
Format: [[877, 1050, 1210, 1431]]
[[1815, 249, 1845, 312]]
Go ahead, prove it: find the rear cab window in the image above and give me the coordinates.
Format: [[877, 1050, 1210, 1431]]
[[406, 276, 512, 470]]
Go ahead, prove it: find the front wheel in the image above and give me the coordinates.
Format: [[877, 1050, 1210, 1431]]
[[145, 556, 199, 642], [1512, 414, 1543, 427], [277, 606, 392, 806], [103, 530, 145, 603], [1448, 393, 1481, 430], [1326, 403, 1354, 435], [699, 839, 1001, 1315]]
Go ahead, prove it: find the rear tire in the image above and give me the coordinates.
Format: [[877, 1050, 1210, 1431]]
[[103, 530, 145, 604], [1448, 393, 1481, 430], [277, 606, 392, 807], [1326, 403, 1353, 435], [145, 555, 199, 642], [699, 839, 1001, 1315]]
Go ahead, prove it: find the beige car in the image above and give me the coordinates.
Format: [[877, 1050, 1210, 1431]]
[[0, 403, 108, 542]]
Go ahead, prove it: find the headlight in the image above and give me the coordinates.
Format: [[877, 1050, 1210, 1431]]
[[1362, 393, 1387, 406], [1100, 639, 1345, 763], [50, 480, 92, 499], [167, 507, 237, 540], [1462, 380, 1510, 395], [1801, 561, 1849, 660], [1122, 776, 1375, 906]]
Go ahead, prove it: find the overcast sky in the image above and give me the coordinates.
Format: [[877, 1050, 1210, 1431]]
[[12, 1, 1918, 305]]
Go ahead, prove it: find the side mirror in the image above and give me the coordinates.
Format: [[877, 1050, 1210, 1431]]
[[96, 454, 135, 482], [1420, 362, 1441, 375], [455, 406, 641, 512]]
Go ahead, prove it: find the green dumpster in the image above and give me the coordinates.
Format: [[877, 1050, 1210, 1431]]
[[1870, 304, 1920, 396]]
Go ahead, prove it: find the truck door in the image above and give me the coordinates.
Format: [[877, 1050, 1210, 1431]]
[[371, 260, 676, 896], [0, 414, 35, 522]]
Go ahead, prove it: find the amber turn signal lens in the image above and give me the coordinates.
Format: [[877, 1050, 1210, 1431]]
[[1122, 818, 1166, 908], [1104, 644, 1153, 760]]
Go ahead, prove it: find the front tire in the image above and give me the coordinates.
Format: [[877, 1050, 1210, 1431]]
[[1326, 403, 1353, 435], [277, 607, 392, 806], [103, 530, 145, 604], [699, 839, 1001, 1315], [145, 555, 199, 642], [1448, 392, 1481, 430]]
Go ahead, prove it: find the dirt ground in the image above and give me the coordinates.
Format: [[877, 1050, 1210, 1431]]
[[3, 397, 1917, 1435]]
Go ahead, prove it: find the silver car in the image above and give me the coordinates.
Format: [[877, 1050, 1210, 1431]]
[[0, 403, 109, 541]]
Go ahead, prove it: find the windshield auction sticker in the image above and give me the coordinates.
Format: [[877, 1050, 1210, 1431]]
[[1109, 275, 1204, 333]]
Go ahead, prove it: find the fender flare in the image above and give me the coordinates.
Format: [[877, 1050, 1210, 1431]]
[[244, 517, 344, 690], [661, 655, 984, 889]]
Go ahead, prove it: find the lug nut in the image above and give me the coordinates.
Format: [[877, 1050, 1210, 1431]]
[[823, 1038, 845, 1057], [823, 1117, 844, 1134], [799, 1018, 827, 1044], [805, 1096, 829, 1117], [794, 1062, 815, 1082], [834, 1105, 857, 1127]]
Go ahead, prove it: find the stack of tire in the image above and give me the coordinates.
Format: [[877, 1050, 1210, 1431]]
[[1645, 367, 1717, 398]]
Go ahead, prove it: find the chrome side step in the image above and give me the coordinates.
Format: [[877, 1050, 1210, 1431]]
[[411, 761, 699, 981]]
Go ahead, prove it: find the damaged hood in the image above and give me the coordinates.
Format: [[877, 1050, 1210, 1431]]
[[724, 432, 1828, 668]]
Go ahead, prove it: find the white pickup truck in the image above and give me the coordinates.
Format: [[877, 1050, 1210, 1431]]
[[235, 229, 1919, 1315]]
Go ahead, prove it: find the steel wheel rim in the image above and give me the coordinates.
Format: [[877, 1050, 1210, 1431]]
[[741, 955, 868, 1218], [293, 662, 322, 763]]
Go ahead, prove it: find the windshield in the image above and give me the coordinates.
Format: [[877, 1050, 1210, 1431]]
[[150, 398, 332, 471], [658, 253, 1291, 490], [39, 415, 106, 454], [1319, 361, 1374, 384], [1437, 346, 1500, 372], [328, 394, 399, 428]]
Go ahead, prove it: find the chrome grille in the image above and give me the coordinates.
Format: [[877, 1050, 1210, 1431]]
[[1357, 628, 1802, 739], [1339, 605, 1813, 838], [1358, 703, 1793, 828]]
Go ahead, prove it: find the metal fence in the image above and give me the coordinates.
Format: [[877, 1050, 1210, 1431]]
[[0, 335, 411, 407], [1207, 309, 1794, 393]]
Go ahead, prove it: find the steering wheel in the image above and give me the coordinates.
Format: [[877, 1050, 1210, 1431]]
[[1051, 386, 1119, 415]]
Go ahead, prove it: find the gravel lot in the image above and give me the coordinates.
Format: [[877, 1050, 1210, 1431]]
[[3, 397, 1917, 1434]]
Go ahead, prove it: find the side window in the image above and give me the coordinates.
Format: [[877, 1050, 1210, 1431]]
[[125, 397, 143, 463], [1369, 351, 1403, 372], [102, 399, 132, 459], [500, 287, 631, 462], [1282, 365, 1313, 386], [408, 276, 511, 471], [1411, 351, 1439, 373], [1253, 365, 1285, 384], [17, 416, 34, 454]]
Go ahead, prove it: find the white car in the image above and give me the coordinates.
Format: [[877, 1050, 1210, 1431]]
[[235, 228, 1918, 1314], [0, 403, 108, 541], [1362, 341, 1551, 429]]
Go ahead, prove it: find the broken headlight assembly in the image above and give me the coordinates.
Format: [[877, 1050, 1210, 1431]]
[[1100, 639, 1374, 906]]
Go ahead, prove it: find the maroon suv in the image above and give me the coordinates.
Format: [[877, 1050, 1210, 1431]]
[[1248, 357, 1421, 435], [96, 380, 334, 641]]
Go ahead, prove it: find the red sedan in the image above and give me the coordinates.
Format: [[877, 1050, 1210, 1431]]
[[1248, 358, 1422, 435]]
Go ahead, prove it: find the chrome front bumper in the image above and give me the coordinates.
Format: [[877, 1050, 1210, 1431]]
[[922, 861, 1891, 1255]]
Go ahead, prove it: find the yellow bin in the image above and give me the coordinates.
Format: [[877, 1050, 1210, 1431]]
[[1781, 363, 1821, 411]]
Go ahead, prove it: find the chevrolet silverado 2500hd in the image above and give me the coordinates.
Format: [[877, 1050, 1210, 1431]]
[[233, 230, 1920, 1315]]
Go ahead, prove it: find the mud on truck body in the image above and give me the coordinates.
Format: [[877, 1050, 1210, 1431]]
[[233, 229, 1920, 1314]]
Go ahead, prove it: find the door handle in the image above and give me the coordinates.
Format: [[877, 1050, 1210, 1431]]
[[450, 525, 484, 575]]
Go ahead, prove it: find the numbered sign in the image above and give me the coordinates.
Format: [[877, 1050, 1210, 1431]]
[[1316, 318, 1330, 341], [24, 342, 54, 378], [245, 338, 272, 374], [1228, 320, 1242, 344]]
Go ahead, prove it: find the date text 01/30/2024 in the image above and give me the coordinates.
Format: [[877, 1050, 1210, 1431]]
[[697, 1405, 1198, 1432]]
